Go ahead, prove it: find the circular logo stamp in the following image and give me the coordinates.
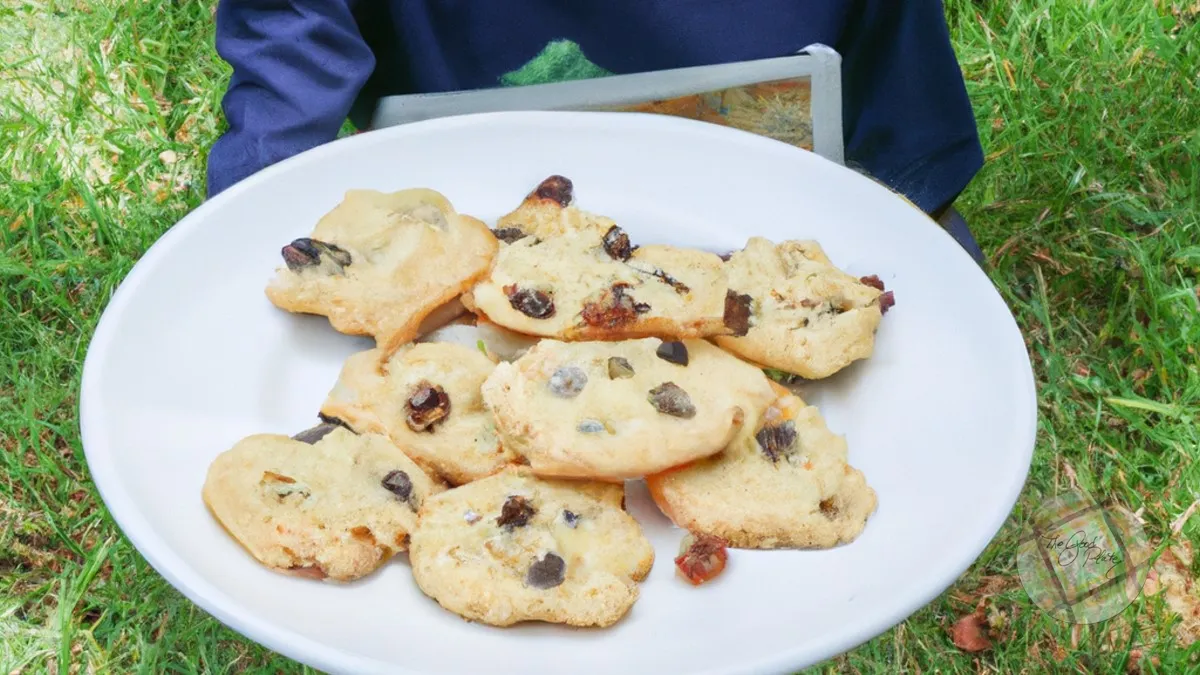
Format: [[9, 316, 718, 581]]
[[1017, 489, 1152, 624]]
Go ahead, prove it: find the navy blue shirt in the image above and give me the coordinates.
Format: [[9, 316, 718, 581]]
[[206, 0, 983, 214]]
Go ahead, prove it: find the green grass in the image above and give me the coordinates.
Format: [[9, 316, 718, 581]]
[[1, 0, 1198, 672]]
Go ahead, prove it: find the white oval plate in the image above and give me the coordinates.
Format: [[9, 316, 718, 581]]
[[80, 112, 1035, 675]]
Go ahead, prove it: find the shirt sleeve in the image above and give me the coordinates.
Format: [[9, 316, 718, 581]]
[[837, 0, 983, 214], [205, 0, 375, 198]]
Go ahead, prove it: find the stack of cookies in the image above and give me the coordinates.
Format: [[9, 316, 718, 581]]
[[202, 176, 894, 628]]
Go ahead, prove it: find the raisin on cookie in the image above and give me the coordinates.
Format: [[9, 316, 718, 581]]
[[646, 382, 878, 549], [408, 467, 654, 627], [202, 426, 445, 582], [490, 175, 614, 242], [713, 237, 891, 379], [481, 338, 777, 480], [265, 188, 497, 355], [321, 342, 517, 486]]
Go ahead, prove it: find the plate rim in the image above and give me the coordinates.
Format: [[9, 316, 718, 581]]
[[80, 110, 1037, 675]]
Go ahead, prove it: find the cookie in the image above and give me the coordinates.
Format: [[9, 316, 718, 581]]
[[409, 467, 654, 627], [265, 188, 498, 354], [646, 383, 877, 549], [467, 223, 737, 341], [481, 338, 777, 480], [202, 426, 444, 581], [490, 175, 612, 242], [713, 237, 892, 379], [321, 342, 516, 486]]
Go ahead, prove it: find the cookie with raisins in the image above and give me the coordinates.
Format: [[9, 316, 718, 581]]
[[465, 180, 732, 340], [713, 237, 891, 379], [480, 338, 776, 480], [321, 342, 517, 486], [647, 382, 877, 549], [409, 467, 653, 627], [265, 188, 497, 355], [202, 427, 444, 582]]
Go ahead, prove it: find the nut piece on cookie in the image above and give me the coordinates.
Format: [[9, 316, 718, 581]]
[[202, 427, 444, 582], [713, 237, 891, 379], [265, 188, 497, 354], [646, 382, 878, 549], [321, 342, 516, 486], [408, 467, 654, 627], [481, 338, 777, 480], [469, 221, 732, 341]]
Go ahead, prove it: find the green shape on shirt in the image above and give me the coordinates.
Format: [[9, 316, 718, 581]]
[[500, 39, 614, 87]]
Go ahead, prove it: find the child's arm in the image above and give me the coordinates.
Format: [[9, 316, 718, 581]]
[[205, 1, 375, 197], [840, 0, 984, 216]]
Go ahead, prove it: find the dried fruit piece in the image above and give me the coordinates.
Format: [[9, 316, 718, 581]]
[[505, 285, 556, 319], [641, 267, 690, 293], [562, 510, 579, 528], [724, 289, 754, 336], [655, 341, 689, 366], [879, 291, 896, 315], [820, 303, 848, 318], [317, 412, 353, 430], [626, 261, 691, 293], [291, 422, 342, 445], [268, 484, 310, 499], [675, 533, 728, 586], [262, 471, 311, 499], [819, 497, 838, 518], [859, 275, 895, 314], [607, 356, 635, 379], [288, 565, 327, 580], [577, 419, 605, 434], [405, 382, 451, 432], [525, 552, 566, 589], [549, 366, 588, 398], [859, 274, 885, 291], [579, 283, 650, 328], [281, 238, 352, 273], [349, 525, 377, 545], [602, 225, 634, 261], [497, 495, 536, 529], [380, 470, 414, 503], [533, 175, 573, 206], [763, 368, 802, 385], [648, 382, 696, 418], [755, 420, 798, 463], [492, 227, 528, 244]]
